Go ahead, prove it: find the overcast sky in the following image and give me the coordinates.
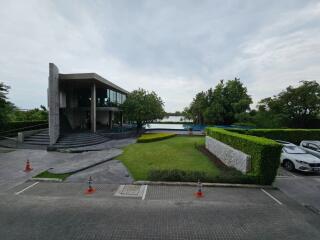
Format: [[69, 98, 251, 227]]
[[0, 0, 319, 112]]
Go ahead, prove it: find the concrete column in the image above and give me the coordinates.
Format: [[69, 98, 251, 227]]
[[48, 63, 60, 145], [120, 112, 123, 127], [109, 111, 113, 129], [91, 82, 96, 133]]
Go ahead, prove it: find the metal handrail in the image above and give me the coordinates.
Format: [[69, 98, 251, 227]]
[[0, 123, 48, 136]]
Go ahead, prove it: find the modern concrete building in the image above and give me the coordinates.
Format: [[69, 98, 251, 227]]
[[48, 63, 129, 145]]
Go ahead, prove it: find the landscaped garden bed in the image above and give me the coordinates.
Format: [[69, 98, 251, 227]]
[[118, 135, 255, 183], [137, 133, 176, 143]]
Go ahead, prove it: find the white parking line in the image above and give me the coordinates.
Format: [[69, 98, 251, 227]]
[[261, 188, 283, 205], [15, 182, 39, 195], [142, 185, 148, 200]]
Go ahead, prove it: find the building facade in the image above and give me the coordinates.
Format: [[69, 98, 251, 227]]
[[48, 63, 128, 145]]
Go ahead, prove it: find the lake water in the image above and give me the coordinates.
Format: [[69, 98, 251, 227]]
[[145, 123, 189, 130], [159, 116, 192, 123], [144, 115, 193, 130]]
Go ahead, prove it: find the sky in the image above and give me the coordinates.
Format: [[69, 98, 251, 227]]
[[0, 0, 319, 112]]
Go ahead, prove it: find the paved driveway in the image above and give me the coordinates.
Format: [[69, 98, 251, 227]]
[[275, 167, 320, 213]]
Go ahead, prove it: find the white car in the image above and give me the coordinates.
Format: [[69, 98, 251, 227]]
[[276, 140, 320, 172], [300, 141, 320, 158]]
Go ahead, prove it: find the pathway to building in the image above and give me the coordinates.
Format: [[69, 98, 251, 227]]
[[0, 139, 135, 191]]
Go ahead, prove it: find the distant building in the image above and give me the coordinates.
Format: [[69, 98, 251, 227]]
[[48, 63, 128, 145]]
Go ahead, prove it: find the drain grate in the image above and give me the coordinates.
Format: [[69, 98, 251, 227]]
[[114, 185, 146, 198]]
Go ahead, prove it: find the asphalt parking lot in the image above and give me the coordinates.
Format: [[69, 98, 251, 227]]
[[0, 181, 319, 240], [0, 148, 320, 239], [275, 167, 320, 212]]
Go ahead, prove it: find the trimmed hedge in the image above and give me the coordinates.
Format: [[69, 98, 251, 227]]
[[224, 128, 248, 134], [206, 128, 282, 185], [137, 133, 176, 143], [246, 129, 320, 145], [148, 169, 257, 184]]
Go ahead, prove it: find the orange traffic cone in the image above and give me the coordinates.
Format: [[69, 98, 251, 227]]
[[24, 160, 33, 172], [195, 179, 204, 198], [85, 176, 96, 194]]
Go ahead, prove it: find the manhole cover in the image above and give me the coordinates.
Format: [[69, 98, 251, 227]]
[[114, 185, 146, 198]]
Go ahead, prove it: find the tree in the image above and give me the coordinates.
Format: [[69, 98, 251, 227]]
[[0, 82, 15, 129], [121, 88, 165, 129], [185, 78, 252, 125], [204, 81, 225, 124], [222, 78, 252, 124], [188, 91, 208, 124], [256, 81, 320, 128]]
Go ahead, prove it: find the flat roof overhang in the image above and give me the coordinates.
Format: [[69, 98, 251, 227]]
[[59, 73, 129, 95]]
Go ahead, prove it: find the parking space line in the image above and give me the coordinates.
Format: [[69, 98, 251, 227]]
[[15, 182, 39, 195], [142, 185, 148, 200], [261, 188, 283, 205]]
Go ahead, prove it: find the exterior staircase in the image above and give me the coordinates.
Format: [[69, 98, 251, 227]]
[[23, 130, 110, 149], [24, 129, 50, 146], [52, 132, 110, 149]]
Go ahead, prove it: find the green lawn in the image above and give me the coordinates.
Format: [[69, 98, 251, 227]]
[[33, 170, 72, 181], [118, 136, 220, 180]]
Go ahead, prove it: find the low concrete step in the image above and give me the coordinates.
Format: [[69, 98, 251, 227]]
[[23, 130, 50, 146], [24, 140, 50, 145], [25, 136, 50, 140], [58, 136, 106, 142]]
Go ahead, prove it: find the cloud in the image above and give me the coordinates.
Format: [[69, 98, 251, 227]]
[[0, 0, 319, 112]]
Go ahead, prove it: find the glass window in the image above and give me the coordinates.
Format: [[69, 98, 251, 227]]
[[117, 92, 121, 104]]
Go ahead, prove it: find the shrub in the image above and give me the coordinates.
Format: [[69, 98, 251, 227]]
[[246, 129, 320, 145], [148, 169, 207, 182], [205, 128, 282, 185], [137, 133, 176, 143], [148, 169, 257, 184]]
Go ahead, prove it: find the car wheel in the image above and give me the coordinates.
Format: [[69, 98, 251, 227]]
[[283, 160, 295, 172]]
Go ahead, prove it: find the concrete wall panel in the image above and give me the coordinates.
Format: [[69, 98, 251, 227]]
[[205, 136, 251, 173]]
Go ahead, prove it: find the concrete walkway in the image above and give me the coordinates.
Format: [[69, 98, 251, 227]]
[[65, 160, 133, 184], [48, 148, 122, 174], [59, 138, 136, 152], [0, 141, 132, 191]]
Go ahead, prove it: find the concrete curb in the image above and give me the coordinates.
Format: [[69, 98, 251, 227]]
[[31, 177, 63, 182], [134, 181, 276, 189], [48, 149, 122, 174], [48, 158, 114, 175]]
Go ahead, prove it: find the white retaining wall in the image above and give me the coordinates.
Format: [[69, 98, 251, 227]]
[[205, 136, 251, 173]]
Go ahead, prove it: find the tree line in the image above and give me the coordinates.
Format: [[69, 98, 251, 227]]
[[183, 79, 320, 128], [0, 82, 48, 130]]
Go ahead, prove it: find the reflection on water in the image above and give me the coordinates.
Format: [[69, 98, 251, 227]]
[[159, 116, 192, 123], [145, 123, 190, 130]]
